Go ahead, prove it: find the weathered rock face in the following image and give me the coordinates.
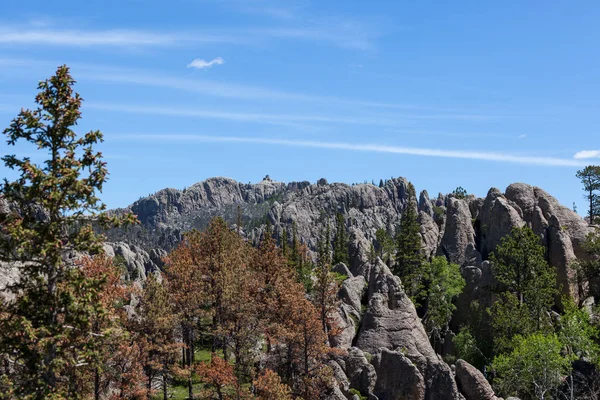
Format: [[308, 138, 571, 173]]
[[441, 198, 477, 266], [339, 229, 462, 400], [475, 183, 592, 299], [420, 212, 441, 259], [373, 348, 426, 400], [103, 242, 161, 280], [455, 359, 498, 400], [345, 347, 377, 397], [479, 188, 525, 259]]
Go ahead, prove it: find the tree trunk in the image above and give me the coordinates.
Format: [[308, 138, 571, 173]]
[[188, 326, 194, 399], [147, 375, 153, 399], [590, 189, 595, 225], [95, 367, 101, 400], [163, 373, 168, 400], [43, 263, 58, 390]]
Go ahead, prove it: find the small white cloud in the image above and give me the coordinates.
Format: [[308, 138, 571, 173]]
[[574, 150, 600, 159], [518, 134, 527, 139], [187, 57, 224, 70]]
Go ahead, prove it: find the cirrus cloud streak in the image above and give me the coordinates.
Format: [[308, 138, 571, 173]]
[[112, 133, 585, 167]]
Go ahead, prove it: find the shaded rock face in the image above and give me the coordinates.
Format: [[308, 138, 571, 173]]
[[373, 348, 425, 400], [455, 360, 498, 400]]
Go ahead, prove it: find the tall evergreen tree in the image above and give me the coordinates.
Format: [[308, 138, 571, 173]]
[[489, 226, 558, 351], [576, 165, 600, 224], [332, 212, 349, 265], [0, 65, 134, 399], [375, 228, 394, 266], [394, 183, 426, 303]]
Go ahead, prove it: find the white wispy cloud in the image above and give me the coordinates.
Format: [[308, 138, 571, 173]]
[[0, 27, 250, 47], [0, 23, 375, 50], [0, 58, 490, 117], [187, 57, 225, 69], [112, 133, 585, 167], [86, 103, 501, 129], [574, 150, 600, 159]]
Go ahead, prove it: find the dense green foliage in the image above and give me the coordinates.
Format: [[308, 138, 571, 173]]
[[332, 212, 349, 265], [423, 257, 465, 344], [576, 166, 600, 224], [493, 333, 572, 400], [490, 226, 557, 338], [575, 227, 600, 300], [374, 228, 394, 266], [0, 66, 134, 399]]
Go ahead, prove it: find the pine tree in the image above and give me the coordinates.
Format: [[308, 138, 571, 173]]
[[164, 231, 208, 399], [281, 226, 288, 257], [135, 275, 179, 400], [375, 228, 394, 266], [0, 65, 135, 399], [79, 256, 133, 400], [332, 212, 349, 265], [489, 226, 558, 351], [394, 183, 426, 304], [314, 225, 342, 339], [254, 369, 293, 400], [576, 165, 600, 224]]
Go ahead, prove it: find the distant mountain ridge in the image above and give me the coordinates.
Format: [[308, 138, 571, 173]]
[[106, 175, 591, 303]]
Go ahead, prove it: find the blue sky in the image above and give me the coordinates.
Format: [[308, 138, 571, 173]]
[[0, 1, 599, 212]]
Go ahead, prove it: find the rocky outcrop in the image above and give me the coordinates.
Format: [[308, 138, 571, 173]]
[[373, 348, 426, 400], [419, 190, 434, 217], [345, 347, 377, 397], [345, 230, 461, 400], [340, 276, 367, 313], [441, 198, 477, 265], [420, 212, 440, 259], [103, 242, 161, 280], [479, 188, 525, 259], [455, 359, 498, 400]]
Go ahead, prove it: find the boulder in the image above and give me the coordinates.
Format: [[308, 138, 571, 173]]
[[331, 304, 361, 349], [340, 276, 367, 313], [547, 215, 579, 300], [333, 262, 353, 278], [455, 360, 498, 400], [345, 347, 377, 397], [373, 348, 425, 400]]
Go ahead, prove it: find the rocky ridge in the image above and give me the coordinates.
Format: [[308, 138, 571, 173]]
[[108, 177, 591, 301]]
